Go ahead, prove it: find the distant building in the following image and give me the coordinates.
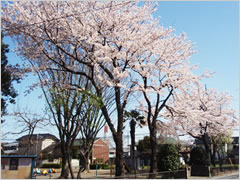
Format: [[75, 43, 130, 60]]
[[73, 138, 109, 164], [2, 142, 19, 155], [109, 147, 116, 159], [1, 155, 37, 179], [228, 137, 239, 164], [92, 139, 109, 163], [40, 142, 62, 160], [194, 136, 239, 164], [16, 133, 59, 155]]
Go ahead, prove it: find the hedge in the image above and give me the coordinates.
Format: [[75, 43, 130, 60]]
[[90, 164, 109, 169]]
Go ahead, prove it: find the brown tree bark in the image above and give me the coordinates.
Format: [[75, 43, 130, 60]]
[[130, 119, 136, 178], [115, 136, 124, 177], [59, 146, 69, 179], [149, 127, 157, 178]]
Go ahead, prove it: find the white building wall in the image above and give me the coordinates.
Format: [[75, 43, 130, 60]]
[[41, 139, 55, 150]]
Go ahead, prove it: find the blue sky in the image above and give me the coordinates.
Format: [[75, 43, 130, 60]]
[[2, 1, 239, 143]]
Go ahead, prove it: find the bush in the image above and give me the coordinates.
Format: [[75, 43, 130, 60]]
[[41, 163, 61, 168], [157, 144, 180, 171], [190, 146, 210, 166], [46, 154, 54, 162], [90, 164, 109, 169]]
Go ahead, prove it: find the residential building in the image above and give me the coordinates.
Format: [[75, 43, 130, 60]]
[[40, 142, 62, 160], [2, 142, 19, 155], [228, 137, 239, 164], [194, 136, 239, 164], [16, 133, 59, 155]]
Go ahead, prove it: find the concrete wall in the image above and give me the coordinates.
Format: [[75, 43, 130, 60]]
[[1, 158, 32, 179]]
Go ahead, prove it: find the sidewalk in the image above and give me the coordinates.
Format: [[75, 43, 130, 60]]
[[189, 171, 239, 179]]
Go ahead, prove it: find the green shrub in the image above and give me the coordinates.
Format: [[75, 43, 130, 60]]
[[72, 146, 78, 159], [102, 164, 113, 169], [90, 164, 108, 169], [157, 144, 180, 172], [41, 163, 61, 168], [46, 154, 54, 162], [190, 146, 210, 166]]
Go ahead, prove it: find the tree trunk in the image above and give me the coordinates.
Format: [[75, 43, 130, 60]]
[[211, 145, 216, 167], [115, 136, 124, 177], [130, 119, 136, 178], [67, 147, 75, 179], [59, 144, 69, 179], [77, 152, 88, 179], [202, 134, 214, 166], [98, 87, 125, 178], [217, 150, 223, 168], [149, 128, 157, 178], [85, 152, 90, 173], [59, 158, 69, 179]]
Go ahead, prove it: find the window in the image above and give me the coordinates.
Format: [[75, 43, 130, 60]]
[[9, 158, 18, 170]]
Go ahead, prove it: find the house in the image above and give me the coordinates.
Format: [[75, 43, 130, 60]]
[[2, 142, 19, 155], [1, 155, 37, 179], [194, 136, 239, 164], [16, 133, 59, 155], [124, 149, 141, 170], [40, 142, 62, 160], [228, 137, 239, 164]]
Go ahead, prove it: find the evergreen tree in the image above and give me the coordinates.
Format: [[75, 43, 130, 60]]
[[1, 32, 18, 119], [157, 144, 180, 171]]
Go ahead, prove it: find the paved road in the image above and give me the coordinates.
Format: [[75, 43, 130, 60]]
[[215, 173, 239, 179]]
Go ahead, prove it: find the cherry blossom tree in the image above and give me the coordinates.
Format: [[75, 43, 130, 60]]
[[164, 82, 237, 167], [2, 1, 205, 176]]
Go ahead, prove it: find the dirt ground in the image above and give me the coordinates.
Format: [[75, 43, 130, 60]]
[[34, 169, 115, 179]]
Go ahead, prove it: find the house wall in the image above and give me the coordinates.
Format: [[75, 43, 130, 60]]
[[92, 139, 109, 163], [17, 140, 42, 155], [1, 157, 32, 179], [18, 137, 56, 155], [3, 142, 19, 154], [41, 139, 55, 150]]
